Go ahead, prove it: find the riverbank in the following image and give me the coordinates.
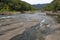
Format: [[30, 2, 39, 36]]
[[0, 11, 21, 15], [0, 11, 35, 15], [44, 11, 60, 23]]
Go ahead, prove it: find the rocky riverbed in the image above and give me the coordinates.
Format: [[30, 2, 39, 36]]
[[0, 13, 60, 40]]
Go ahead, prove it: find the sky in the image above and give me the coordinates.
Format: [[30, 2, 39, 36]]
[[22, 0, 53, 4]]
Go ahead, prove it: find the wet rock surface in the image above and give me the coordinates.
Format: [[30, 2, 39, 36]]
[[0, 13, 60, 40]]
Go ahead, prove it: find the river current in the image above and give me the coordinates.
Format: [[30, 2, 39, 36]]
[[0, 12, 55, 40]]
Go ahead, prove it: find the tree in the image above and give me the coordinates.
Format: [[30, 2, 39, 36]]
[[0, 0, 35, 11], [43, 0, 60, 11]]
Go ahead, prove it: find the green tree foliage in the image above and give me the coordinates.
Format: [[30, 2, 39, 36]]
[[0, 0, 35, 11], [43, 0, 60, 11]]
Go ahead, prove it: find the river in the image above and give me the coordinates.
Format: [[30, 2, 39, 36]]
[[0, 12, 56, 40]]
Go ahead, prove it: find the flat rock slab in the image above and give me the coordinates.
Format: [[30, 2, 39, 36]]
[[45, 23, 60, 40], [0, 20, 39, 40]]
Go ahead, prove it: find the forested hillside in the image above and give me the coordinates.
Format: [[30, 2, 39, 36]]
[[32, 4, 49, 10], [43, 0, 60, 23], [0, 0, 35, 12], [43, 0, 60, 11]]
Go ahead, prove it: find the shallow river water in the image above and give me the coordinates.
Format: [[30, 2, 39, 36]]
[[0, 13, 56, 40]]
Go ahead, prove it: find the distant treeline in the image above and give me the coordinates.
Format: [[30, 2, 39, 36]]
[[32, 4, 49, 10], [0, 0, 36, 12]]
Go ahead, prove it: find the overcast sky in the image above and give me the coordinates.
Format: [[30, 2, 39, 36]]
[[22, 0, 53, 4]]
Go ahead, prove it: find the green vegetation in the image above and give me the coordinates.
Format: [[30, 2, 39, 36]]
[[43, 0, 60, 23], [43, 0, 60, 11], [32, 4, 49, 10], [0, 0, 35, 12]]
